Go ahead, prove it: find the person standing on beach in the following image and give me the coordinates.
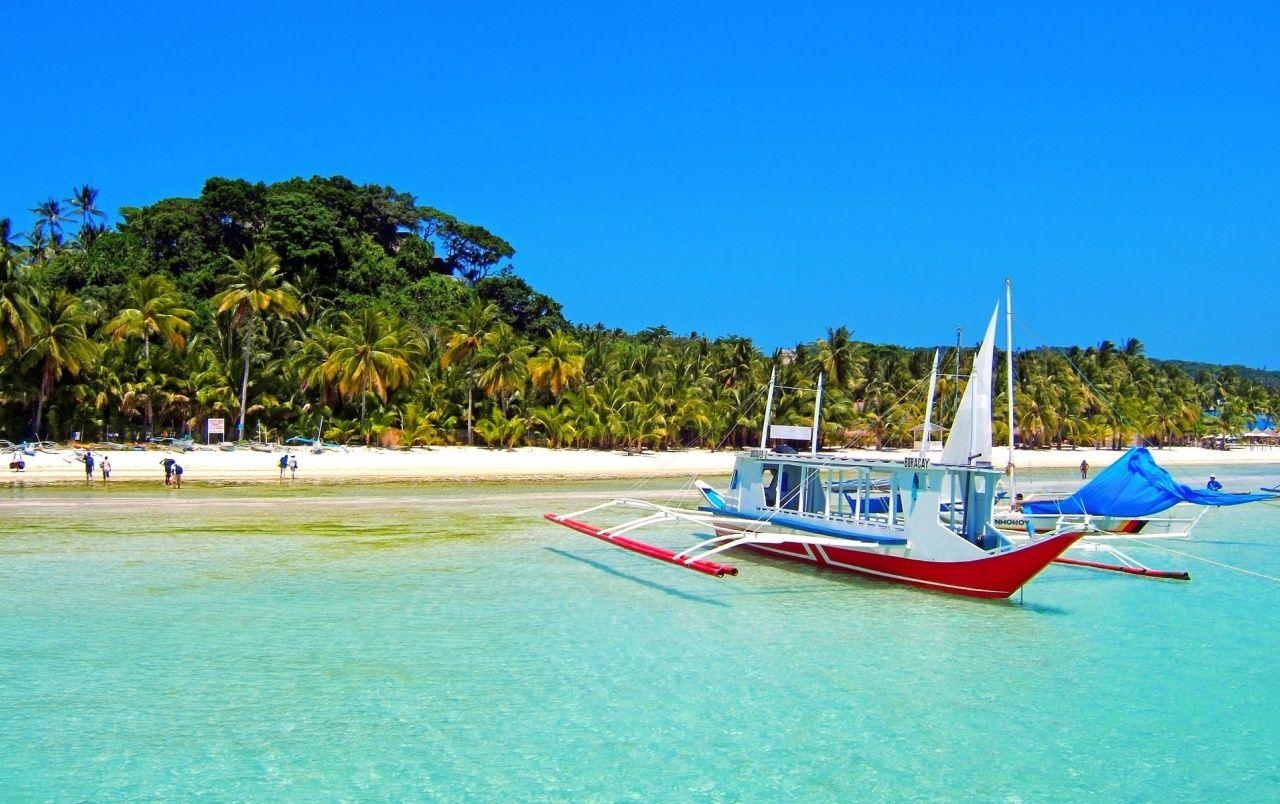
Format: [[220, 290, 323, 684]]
[[161, 457, 174, 485], [279, 453, 288, 480], [84, 451, 95, 483], [101, 456, 111, 482], [289, 454, 298, 480], [1080, 459, 1089, 480], [172, 463, 184, 489]]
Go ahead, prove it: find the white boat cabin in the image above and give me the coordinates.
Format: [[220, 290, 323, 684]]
[[718, 448, 1007, 550]]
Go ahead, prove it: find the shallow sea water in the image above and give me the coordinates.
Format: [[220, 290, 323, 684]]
[[2, 466, 1279, 801]]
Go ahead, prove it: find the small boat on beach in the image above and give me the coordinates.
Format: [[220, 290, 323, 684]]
[[546, 284, 1084, 599]]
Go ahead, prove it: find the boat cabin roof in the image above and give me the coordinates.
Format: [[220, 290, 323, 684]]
[[740, 447, 1001, 477]]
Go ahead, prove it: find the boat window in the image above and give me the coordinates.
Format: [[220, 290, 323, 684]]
[[779, 464, 803, 511], [804, 468, 825, 514]]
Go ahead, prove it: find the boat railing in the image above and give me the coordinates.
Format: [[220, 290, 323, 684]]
[[1051, 507, 1205, 539], [769, 501, 900, 530]]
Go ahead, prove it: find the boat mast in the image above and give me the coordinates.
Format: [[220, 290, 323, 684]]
[[920, 350, 940, 460], [954, 326, 962, 411], [1005, 278, 1015, 495], [760, 367, 777, 449], [968, 347, 979, 466], [810, 373, 824, 457]]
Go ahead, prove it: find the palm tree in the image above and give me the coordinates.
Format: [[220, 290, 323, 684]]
[[660, 380, 713, 449], [99, 272, 192, 442], [710, 383, 761, 449], [816, 325, 864, 392], [0, 226, 35, 358], [30, 198, 71, 250], [23, 229, 52, 264], [24, 289, 100, 439], [103, 274, 193, 362], [475, 322, 531, 414], [611, 398, 667, 454], [211, 244, 303, 440], [440, 300, 500, 445], [528, 330, 585, 398], [474, 408, 527, 450], [715, 337, 759, 389], [322, 308, 421, 436], [396, 401, 445, 447], [0, 217, 17, 254], [529, 404, 577, 448], [68, 185, 107, 246], [178, 341, 237, 440]]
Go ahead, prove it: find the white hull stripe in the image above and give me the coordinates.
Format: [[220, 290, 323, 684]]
[[748, 543, 1009, 596]]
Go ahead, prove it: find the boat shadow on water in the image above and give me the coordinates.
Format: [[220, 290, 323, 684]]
[[545, 547, 730, 607]]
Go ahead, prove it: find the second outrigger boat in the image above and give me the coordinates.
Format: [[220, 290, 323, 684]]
[[545, 288, 1084, 599], [994, 445, 1274, 579], [998, 445, 1274, 542]]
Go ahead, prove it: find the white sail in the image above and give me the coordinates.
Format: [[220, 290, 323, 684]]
[[940, 304, 999, 466]]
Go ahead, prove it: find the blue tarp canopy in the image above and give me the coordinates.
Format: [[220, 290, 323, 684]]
[[1022, 447, 1276, 517]]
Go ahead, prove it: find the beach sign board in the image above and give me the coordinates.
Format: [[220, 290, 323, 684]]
[[206, 417, 225, 443], [770, 424, 812, 441]]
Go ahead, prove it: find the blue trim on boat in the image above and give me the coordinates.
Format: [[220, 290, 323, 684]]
[[698, 485, 729, 510], [697, 506, 909, 546]]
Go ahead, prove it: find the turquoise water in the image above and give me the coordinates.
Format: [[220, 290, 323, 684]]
[[2, 469, 1279, 801]]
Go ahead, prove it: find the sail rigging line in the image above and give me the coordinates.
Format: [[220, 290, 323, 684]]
[[1010, 313, 1221, 490], [1012, 315, 1150, 444], [1105, 531, 1280, 585], [607, 328, 980, 512], [612, 361, 929, 512], [655, 366, 946, 535], [839, 371, 938, 450], [1004, 278, 1016, 497], [616, 380, 775, 509]]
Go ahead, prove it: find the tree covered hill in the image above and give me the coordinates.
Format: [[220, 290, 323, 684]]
[[1161, 360, 1280, 390], [26, 175, 565, 337], [1, 175, 1276, 450]]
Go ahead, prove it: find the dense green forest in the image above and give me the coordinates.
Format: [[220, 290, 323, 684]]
[[1, 176, 1276, 451]]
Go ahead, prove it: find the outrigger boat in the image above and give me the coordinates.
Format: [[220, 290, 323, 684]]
[[996, 448, 1275, 579], [546, 289, 1084, 599], [998, 446, 1274, 541]]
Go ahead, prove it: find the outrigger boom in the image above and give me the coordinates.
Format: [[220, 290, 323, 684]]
[[1053, 556, 1190, 581], [544, 501, 738, 578]]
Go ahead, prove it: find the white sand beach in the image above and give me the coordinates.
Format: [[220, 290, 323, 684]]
[[4, 443, 1278, 486]]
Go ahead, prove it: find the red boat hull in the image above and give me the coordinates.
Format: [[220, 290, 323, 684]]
[[739, 531, 1084, 598], [546, 509, 1081, 599]]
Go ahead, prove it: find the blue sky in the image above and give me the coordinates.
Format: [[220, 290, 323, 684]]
[[5, 2, 1277, 368]]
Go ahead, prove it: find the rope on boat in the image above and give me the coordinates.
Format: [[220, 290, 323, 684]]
[[605, 349, 940, 513], [1108, 533, 1280, 585], [610, 383, 774, 511], [1013, 316, 1222, 487]]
